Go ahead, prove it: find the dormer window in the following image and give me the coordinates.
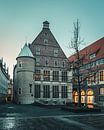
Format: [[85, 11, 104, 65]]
[[89, 53, 96, 59], [36, 47, 40, 55], [44, 39, 48, 45], [54, 49, 58, 57]]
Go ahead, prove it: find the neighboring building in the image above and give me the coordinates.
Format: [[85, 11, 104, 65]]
[[68, 37, 104, 107], [0, 58, 9, 103], [7, 79, 13, 102], [13, 21, 72, 104]]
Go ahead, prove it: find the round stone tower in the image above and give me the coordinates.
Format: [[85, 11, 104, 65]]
[[16, 43, 35, 104]]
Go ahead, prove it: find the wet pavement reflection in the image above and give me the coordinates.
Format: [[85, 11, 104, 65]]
[[0, 104, 104, 130]]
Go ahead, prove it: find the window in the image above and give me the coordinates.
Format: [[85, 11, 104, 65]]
[[18, 88, 22, 95], [89, 53, 96, 59], [53, 71, 59, 81], [43, 70, 50, 81], [18, 61, 22, 67], [61, 86, 67, 98], [44, 39, 48, 45], [54, 49, 58, 57], [62, 71, 67, 82], [43, 85, 50, 98], [34, 85, 40, 98], [100, 71, 104, 81], [92, 73, 96, 83], [36, 47, 40, 55], [100, 88, 104, 95], [52, 86, 59, 98], [54, 61, 58, 67], [87, 74, 96, 84], [35, 70, 41, 81], [36, 58, 40, 66], [45, 58, 49, 66], [29, 84, 32, 93], [62, 61, 65, 67]]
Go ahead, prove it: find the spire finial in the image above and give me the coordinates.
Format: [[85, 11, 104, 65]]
[[43, 21, 50, 29]]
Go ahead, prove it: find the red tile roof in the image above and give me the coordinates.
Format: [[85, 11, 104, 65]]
[[68, 37, 104, 64]]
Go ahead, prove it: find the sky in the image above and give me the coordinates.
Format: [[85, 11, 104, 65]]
[[0, 0, 104, 78]]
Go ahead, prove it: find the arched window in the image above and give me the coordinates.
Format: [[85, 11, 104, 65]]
[[87, 89, 94, 104], [73, 91, 78, 103], [81, 90, 85, 103]]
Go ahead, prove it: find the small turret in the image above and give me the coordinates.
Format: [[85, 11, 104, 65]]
[[43, 21, 50, 29], [15, 43, 35, 104]]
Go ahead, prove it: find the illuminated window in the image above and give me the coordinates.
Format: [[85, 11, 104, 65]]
[[87, 90, 94, 95], [100, 71, 104, 81], [43, 70, 50, 81], [81, 90, 85, 103], [74, 92, 78, 103], [87, 90, 94, 104], [100, 88, 104, 95], [35, 70, 41, 81]]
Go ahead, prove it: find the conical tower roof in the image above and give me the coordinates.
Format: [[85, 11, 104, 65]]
[[18, 43, 34, 58]]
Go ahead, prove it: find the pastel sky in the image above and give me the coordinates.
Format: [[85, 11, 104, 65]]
[[0, 0, 104, 78]]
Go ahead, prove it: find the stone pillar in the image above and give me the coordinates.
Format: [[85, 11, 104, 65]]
[[50, 84, 52, 99], [59, 85, 61, 99], [40, 84, 43, 99], [59, 70, 61, 82], [50, 70, 53, 81]]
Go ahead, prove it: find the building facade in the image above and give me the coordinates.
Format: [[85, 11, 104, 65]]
[[13, 21, 72, 104], [68, 37, 104, 107], [0, 58, 9, 103], [7, 79, 13, 102]]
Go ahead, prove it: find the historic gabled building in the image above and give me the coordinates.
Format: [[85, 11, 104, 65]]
[[13, 21, 72, 104], [0, 58, 9, 103], [68, 37, 104, 107]]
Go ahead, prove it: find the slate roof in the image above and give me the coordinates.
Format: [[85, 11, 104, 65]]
[[68, 37, 104, 64], [18, 43, 34, 58], [29, 21, 66, 58]]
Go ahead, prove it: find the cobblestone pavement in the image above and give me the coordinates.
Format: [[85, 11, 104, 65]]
[[0, 104, 104, 130]]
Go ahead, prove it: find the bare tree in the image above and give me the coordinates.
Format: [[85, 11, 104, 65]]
[[70, 19, 83, 107]]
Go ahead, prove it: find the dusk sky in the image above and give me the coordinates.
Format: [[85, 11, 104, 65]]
[[0, 0, 104, 78]]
